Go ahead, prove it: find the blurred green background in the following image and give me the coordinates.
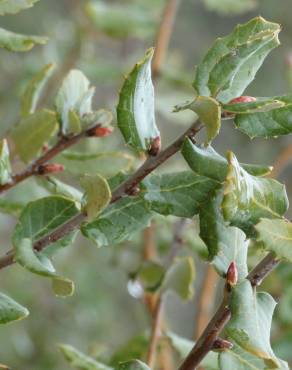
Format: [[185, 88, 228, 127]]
[[0, 0, 291, 369]]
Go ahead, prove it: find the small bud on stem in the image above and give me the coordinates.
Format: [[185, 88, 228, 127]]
[[228, 96, 257, 104], [87, 126, 113, 137], [148, 136, 161, 156], [226, 261, 238, 288], [38, 163, 64, 175], [212, 338, 233, 352]]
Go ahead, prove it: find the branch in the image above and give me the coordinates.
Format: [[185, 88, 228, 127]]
[[178, 252, 280, 370], [0, 120, 203, 271], [0, 123, 104, 194]]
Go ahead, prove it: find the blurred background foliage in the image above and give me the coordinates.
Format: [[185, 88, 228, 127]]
[[0, 0, 291, 369]]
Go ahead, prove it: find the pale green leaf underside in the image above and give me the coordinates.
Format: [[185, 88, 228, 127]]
[[59, 344, 113, 370], [161, 257, 195, 300], [0, 139, 11, 185], [11, 109, 58, 163], [142, 171, 219, 218], [117, 48, 160, 151], [81, 197, 153, 247], [222, 152, 288, 234], [203, 0, 257, 16], [0, 292, 29, 325], [193, 17, 280, 103], [0, 27, 47, 52], [117, 360, 151, 370], [21, 63, 56, 118], [226, 280, 288, 368], [255, 218, 292, 262], [0, 0, 40, 15]]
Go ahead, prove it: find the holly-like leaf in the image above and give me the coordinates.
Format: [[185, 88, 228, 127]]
[[225, 280, 288, 368], [200, 190, 249, 278], [181, 139, 272, 182], [81, 197, 153, 247], [174, 96, 221, 144], [222, 96, 286, 114], [58, 151, 134, 178], [85, 1, 156, 39], [234, 96, 292, 138], [59, 344, 113, 370], [142, 171, 219, 218], [219, 342, 289, 370], [0, 139, 11, 185], [21, 63, 56, 118], [160, 257, 195, 300], [55, 69, 95, 135], [222, 152, 288, 234], [117, 48, 160, 152], [255, 219, 292, 262], [0, 292, 29, 324], [117, 360, 150, 370], [0, 0, 40, 15], [203, 0, 257, 15], [80, 174, 111, 221], [11, 109, 58, 163], [0, 27, 47, 52], [12, 196, 80, 296], [193, 17, 280, 103]]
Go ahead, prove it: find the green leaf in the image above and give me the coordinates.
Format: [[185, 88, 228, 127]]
[[181, 138, 273, 182], [193, 17, 280, 103], [234, 96, 292, 138], [222, 97, 286, 114], [142, 171, 219, 218], [0, 27, 47, 52], [0, 292, 29, 324], [12, 196, 80, 296], [80, 174, 111, 221], [21, 63, 56, 118], [222, 152, 288, 234], [0, 0, 40, 15], [117, 48, 160, 151], [219, 342, 289, 370], [85, 1, 156, 39], [117, 360, 150, 370], [0, 139, 11, 185], [55, 69, 95, 135], [203, 0, 257, 15], [160, 257, 195, 300], [136, 261, 165, 292], [174, 96, 221, 144], [58, 151, 134, 178], [225, 280, 288, 368], [81, 197, 153, 247], [200, 190, 249, 278], [255, 219, 292, 262], [59, 344, 113, 370], [11, 109, 58, 163]]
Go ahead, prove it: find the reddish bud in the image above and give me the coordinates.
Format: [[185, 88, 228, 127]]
[[38, 163, 64, 175], [212, 338, 233, 352], [42, 143, 49, 153], [148, 136, 161, 156], [228, 96, 257, 104], [226, 261, 238, 287], [88, 126, 113, 137], [127, 185, 140, 196]]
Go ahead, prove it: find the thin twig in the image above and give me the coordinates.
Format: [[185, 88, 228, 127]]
[[0, 120, 203, 271], [178, 252, 280, 370], [0, 123, 103, 194]]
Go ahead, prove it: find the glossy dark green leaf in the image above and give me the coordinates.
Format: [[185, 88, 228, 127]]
[[222, 152, 288, 234], [0, 0, 40, 15], [0, 139, 11, 185], [11, 109, 58, 163], [142, 171, 219, 218], [193, 17, 280, 103], [21, 63, 55, 118], [0, 27, 47, 52], [0, 292, 29, 325], [255, 219, 292, 262], [117, 48, 160, 152], [59, 344, 113, 370], [225, 280, 289, 368], [81, 197, 153, 247]]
